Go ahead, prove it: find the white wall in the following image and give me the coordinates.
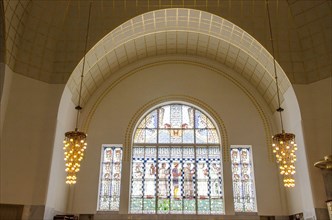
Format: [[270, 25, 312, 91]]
[[293, 77, 332, 209], [44, 86, 77, 219], [68, 60, 287, 216], [0, 67, 63, 206], [277, 86, 316, 219], [2, 60, 324, 219]]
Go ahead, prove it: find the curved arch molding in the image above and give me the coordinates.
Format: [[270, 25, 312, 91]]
[[82, 60, 274, 162], [123, 96, 228, 162], [67, 8, 291, 113]]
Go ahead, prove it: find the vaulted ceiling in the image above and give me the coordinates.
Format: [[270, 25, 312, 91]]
[[3, 0, 332, 85]]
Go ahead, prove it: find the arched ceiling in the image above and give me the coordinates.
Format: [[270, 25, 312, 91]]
[[65, 8, 290, 112], [3, 0, 331, 85]]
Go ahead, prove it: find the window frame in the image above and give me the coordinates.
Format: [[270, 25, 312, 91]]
[[97, 144, 123, 211], [230, 145, 257, 213], [129, 103, 225, 214]]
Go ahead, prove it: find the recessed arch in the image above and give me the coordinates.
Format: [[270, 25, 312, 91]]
[[123, 96, 229, 163], [128, 101, 226, 214], [80, 59, 274, 162], [66, 8, 291, 112]]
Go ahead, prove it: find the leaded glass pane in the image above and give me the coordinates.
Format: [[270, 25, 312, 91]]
[[145, 129, 157, 143], [231, 146, 256, 212], [170, 129, 182, 143], [170, 147, 183, 214], [196, 148, 209, 199], [131, 146, 144, 207], [158, 129, 170, 143], [130, 197, 143, 214], [159, 106, 170, 127], [170, 198, 182, 214], [158, 148, 170, 200], [134, 129, 145, 143], [98, 145, 123, 211], [196, 129, 208, 143], [198, 199, 210, 214], [182, 129, 194, 143], [170, 105, 182, 128], [143, 198, 156, 214], [182, 105, 194, 128], [131, 151, 144, 214], [158, 198, 170, 214], [144, 148, 156, 198], [195, 110, 208, 129], [206, 117, 215, 128], [208, 129, 219, 143], [137, 118, 146, 128], [130, 103, 225, 215], [143, 147, 157, 213], [183, 199, 195, 214], [211, 199, 224, 214], [146, 110, 158, 129], [209, 147, 223, 200], [183, 147, 195, 200]]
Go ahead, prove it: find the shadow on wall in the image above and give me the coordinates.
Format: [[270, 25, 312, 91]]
[[0, 0, 6, 100], [0, 204, 24, 220]]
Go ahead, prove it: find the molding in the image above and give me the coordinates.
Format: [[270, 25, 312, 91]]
[[123, 96, 229, 162], [82, 59, 274, 162]]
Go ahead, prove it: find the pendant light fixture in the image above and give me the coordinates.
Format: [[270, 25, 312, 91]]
[[63, 1, 93, 185], [266, 0, 298, 188]]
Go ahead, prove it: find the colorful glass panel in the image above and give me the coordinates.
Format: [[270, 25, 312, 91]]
[[130, 103, 224, 214], [231, 146, 256, 212], [170, 147, 183, 214], [98, 145, 123, 211], [143, 147, 157, 213], [208, 147, 224, 214]]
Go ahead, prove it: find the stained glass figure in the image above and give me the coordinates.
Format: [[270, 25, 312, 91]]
[[231, 146, 257, 212], [130, 103, 224, 214], [98, 145, 123, 211], [170, 147, 183, 214], [196, 147, 210, 214]]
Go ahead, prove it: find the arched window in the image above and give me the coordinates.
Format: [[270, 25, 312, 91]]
[[130, 103, 224, 214]]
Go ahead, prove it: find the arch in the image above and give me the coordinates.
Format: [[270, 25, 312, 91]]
[[123, 96, 228, 162], [47, 6, 315, 218], [81, 59, 273, 161], [66, 8, 291, 112], [128, 101, 225, 214]]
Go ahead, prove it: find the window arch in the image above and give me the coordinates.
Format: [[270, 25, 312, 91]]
[[129, 103, 224, 214]]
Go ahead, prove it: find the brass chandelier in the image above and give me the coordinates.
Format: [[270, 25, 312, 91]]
[[266, 0, 298, 188], [63, 1, 92, 184]]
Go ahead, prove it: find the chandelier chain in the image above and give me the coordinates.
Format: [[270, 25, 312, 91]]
[[267, 0, 297, 188], [266, 0, 284, 132], [63, 1, 92, 184], [76, 1, 93, 130]]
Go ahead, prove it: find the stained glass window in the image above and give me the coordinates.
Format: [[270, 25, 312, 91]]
[[98, 145, 123, 211], [230, 146, 257, 212], [130, 103, 224, 214]]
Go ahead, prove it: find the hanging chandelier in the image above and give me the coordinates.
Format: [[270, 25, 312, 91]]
[[63, 1, 92, 185], [266, 0, 298, 188]]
